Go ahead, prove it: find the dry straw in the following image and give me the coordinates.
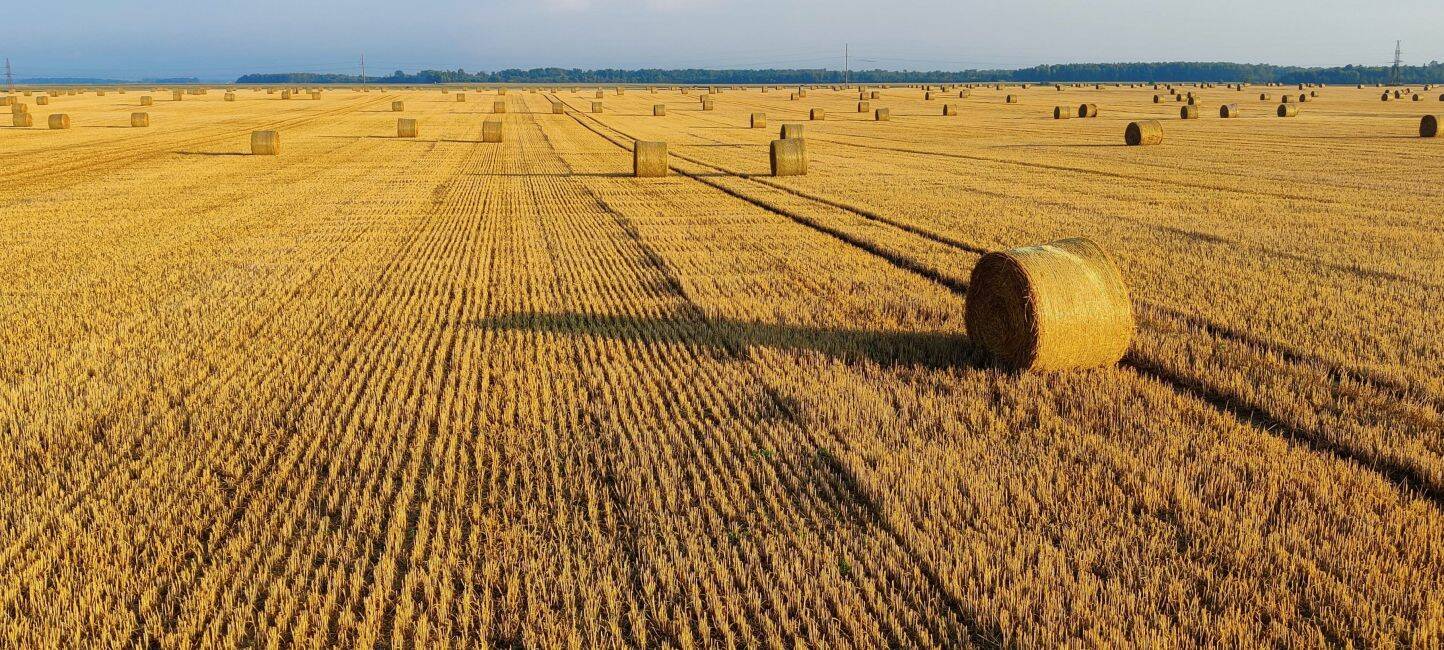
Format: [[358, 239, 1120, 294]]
[[701, 98, 714, 110], [457, 93, 466, 102], [36, 96, 49, 106], [1421, 115, 1440, 138], [1259, 93, 1272, 101], [750, 113, 766, 128], [482, 119, 503, 142], [250, 131, 280, 155], [633, 141, 668, 177], [494, 100, 507, 113], [173, 91, 184, 101], [595, 90, 604, 99], [770, 138, 807, 176], [552, 101, 565, 114], [1381, 92, 1392, 102], [1180, 105, 1199, 119], [810, 108, 825, 120], [12, 113, 32, 127], [1277, 104, 1300, 117], [48, 114, 70, 129], [130, 112, 149, 127], [591, 101, 603, 113], [871, 91, 882, 99], [1153, 95, 1162, 103], [1005, 94, 1019, 103], [943, 104, 958, 115], [653, 104, 666, 116], [875, 108, 891, 121], [780, 123, 803, 139], [965, 237, 1134, 371], [1220, 103, 1241, 118], [857, 101, 870, 112], [1053, 106, 1072, 119], [1077, 103, 1098, 118], [10, 103, 25, 114], [1125, 120, 1163, 146], [397, 118, 418, 138], [392, 101, 404, 112], [281, 90, 292, 99]]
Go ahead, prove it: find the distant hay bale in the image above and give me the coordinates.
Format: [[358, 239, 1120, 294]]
[[392, 101, 404, 112], [172, 91, 183, 101], [457, 94, 466, 102], [397, 118, 418, 138], [1310, 90, 1318, 97], [36, 96, 49, 106], [615, 87, 625, 95], [857, 101, 870, 112], [494, 100, 507, 113], [1298, 94, 1309, 102], [281, 90, 292, 99], [1179, 105, 1199, 119], [1413, 94, 1422, 101], [701, 98, 714, 110], [789, 93, 799, 100], [1153, 94, 1162, 103], [653, 104, 666, 116], [591, 101, 603, 113], [943, 104, 958, 115], [482, 119, 503, 142], [1005, 95, 1019, 103], [1277, 104, 1300, 117], [958, 89, 970, 98], [1125, 120, 1163, 146], [1186, 95, 1199, 105], [595, 90, 604, 99], [250, 130, 280, 155], [224, 92, 235, 102], [965, 237, 1134, 371], [924, 91, 935, 100], [770, 138, 807, 176], [130, 112, 149, 127], [1077, 103, 1098, 118], [1394, 90, 1403, 98], [1053, 106, 1072, 119], [1421, 115, 1440, 137], [750, 112, 766, 128], [875, 108, 891, 121], [1259, 93, 1271, 101], [10, 103, 26, 114], [12, 113, 32, 127], [810, 108, 825, 120], [498, 87, 508, 95], [48, 114, 70, 129], [779, 123, 803, 139], [633, 141, 668, 177], [1219, 103, 1240, 118], [1381, 92, 1392, 101], [871, 91, 882, 99]]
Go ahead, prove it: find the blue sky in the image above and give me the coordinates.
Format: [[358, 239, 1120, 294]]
[[7, 0, 1440, 80]]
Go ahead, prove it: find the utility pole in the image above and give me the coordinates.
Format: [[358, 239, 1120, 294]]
[[4, 58, 12, 95], [844, 44, 849, 86], [1391, 40, 1402, 85], [360, 52, 366, 86]]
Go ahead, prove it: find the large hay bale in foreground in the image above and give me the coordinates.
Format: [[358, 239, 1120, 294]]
[[633, 141, 668, 177], [1077, 103, 1098, 118], [251, 130, 280, 155], [48, 114, 70, 129], [1420, 115, 1439, 138], [392, 101, 404, 112], [770, 138, 807, 176], [1277, 104, 1300, 117], [1124, 120, 1162, 146], [875, 108, 891, 121], [130, 112, 149, 127], [482, 119, 503, 142], [780, 123, 803, 139], [1053, 106, 1072, 119], [653, 104, 666, 116], [965, 238, 1134, 371], [1180, 105, 1199, 119], [397, 118, 418, 138], [12, 113, 32, 127], [1219, 103, 1241, 118]]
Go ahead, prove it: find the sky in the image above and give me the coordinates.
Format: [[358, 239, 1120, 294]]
[[6, 0, 1442, 80]]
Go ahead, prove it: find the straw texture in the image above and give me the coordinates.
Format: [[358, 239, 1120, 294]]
[[769, 138, 807, 176]]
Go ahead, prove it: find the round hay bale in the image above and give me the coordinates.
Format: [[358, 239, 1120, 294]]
[[1298, 94, 1309, 102], [1077, 103, 1098, 118], [392, 101, 404, 112], [457, 94, 466, 102], [552, 101, 565, 114], [10, 103, 26, 114], [1259, 93, 1271, 101], [809, 108, 825, 120], [943, 104, 958, 116], [653, 104, 666, 116], [280, 90, 292, 100], [750, 113, 767, 128], [494, 100, 507, 113], [250, 130, 280, 155], [482, 119, 503, 143], [223, 93, 235, 102], [1179, 105, 1199, 119], [780, 123, 803, 139], [1053, 106, 1072, 119], [35, 96, 49, 106], [1219, 103, 1240, 118], [1413, 94, 1422, 101], [172, 91, 183, 101], [595, 90, 604, 99], [770, 138, 807, 176], [701, 98, 714, 111], [397, 118, 418, 138], [130, 112, 149, 127], [12, 113, 33, 127], [965, 238, 1134, 371], [1124, 120, 1162, 146], [1420, 115, 1439, 138], [1381, 92, 1392, 101], [871, 91, 882, 99], [633, 141, 668, 177], [874, 108, 891, 121], [590, 101, 602, 113], [857, 101, 870, 112], [1153, 94, 1162, 103], [48, 114, 70, 129], [1277, 104, 1300, 117], [1005, 94, 1019, 103]]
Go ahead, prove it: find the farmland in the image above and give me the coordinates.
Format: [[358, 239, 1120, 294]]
[[1, 83, 1441, 646]]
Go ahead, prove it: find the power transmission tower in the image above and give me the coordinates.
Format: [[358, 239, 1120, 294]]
[[360, 52, 366, 86], [844, 44, 849, 86], [1391, 40, 1402, 85], [4, 58, 12, 95]]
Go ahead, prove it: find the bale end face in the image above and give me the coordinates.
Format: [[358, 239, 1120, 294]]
[[1277, 104, 1299, 117], [250, 131, 280, 155], [1124, 120, 1163, 146], [965, 238, 1134, 371], [482, 120, 503, 143], [397, 118, 418, 138], [1179, 105, 1199, 119], [1077, 103, 1098, 118], [47, 114, 70, 129], [857, 101, 870, 113], [770, 138, 807, 176], [943, 104, 958, 116], [633, 141, 668, 178], [1220, 104, 1240, 118], [1421, 115, 1440, 138]]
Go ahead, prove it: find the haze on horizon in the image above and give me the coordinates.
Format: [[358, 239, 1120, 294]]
[[7, 0, 1438, 80]]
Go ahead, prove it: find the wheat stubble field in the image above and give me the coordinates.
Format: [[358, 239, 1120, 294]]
[[0, 82, 1441, 647]]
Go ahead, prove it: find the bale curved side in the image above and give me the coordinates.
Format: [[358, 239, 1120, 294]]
[[770, 138, 807, 176], [1124, 120, 1163, 146]]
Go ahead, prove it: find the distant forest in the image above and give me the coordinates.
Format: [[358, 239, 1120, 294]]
[[236, 61, 1444, 85]]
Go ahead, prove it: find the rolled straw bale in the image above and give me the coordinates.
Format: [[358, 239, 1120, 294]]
[[810, 108, 825, 120], [12, 113, 32, 127], [1124, 120, 1162, 146], [1179, 105, 1199, 119], [1219, 103, 1241, 118], [633, 141, 668, 177], [653, 104, 666, 116], [397, 118, 418, 138], [281, 90, 292, 99], [456, 93, 466, 102], [769, 138, 806, 176], [1298, 94, 1309, 102], [958, 89, 970, 98], [1277, 104, 1299, 117], [1186, 95, 1199, 105], [701, 98, 714, 110], [857, 101, 870, 112], [1259, 93, 1271, 101], [871, 91, 882, 99], [1077, 103, 1098, 118], [943, 104, 958, 115], [10, 103, 26, 114], [494, 100, 507, 113], [1005, 94, 1019, 103], [1381, 92, 1392, 101], [875, 108, 891, 121], [965, 238, 1134, 371], [172, 91, 183, 101], [482, 119, 503, 142], [1174, 94, 1185, 102], [36, 96, 49, 106], [615, 87, 625, 95], [392, 101, 404, 112], [1053, 106, 1072, 119], [750, 113, 766, 128], [1394, 90, 1403, 98], [48, 114, 70, 129], [130, 112, 149, 127], [595, 90, 604, 99], [250, 130, 280, 155], [1421, 115, 1440, 138], [1153, 94, 1162, 103], [924, 91, 935, 100], [1413, 94, 1422, 101], [779, 123, 803, 139], [591, 101, 603, 113]]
